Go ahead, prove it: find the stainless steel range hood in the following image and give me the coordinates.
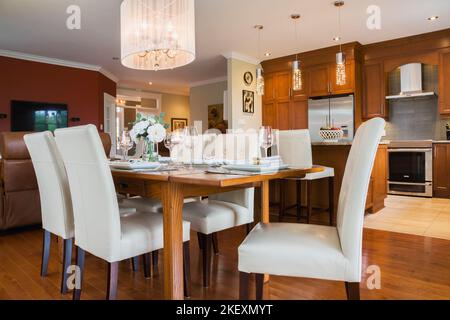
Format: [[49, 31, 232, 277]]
[[386, 63, 436, 100]]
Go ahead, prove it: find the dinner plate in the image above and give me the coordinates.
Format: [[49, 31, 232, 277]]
[[222, 163, 289, 172], [108, 160, 161, 170]]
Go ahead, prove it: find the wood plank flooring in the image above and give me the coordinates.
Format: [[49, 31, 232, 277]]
[[0, 218, 449, 300]]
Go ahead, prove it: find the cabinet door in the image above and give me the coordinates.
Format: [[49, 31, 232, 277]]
[[433, 144, 450, 198], [262, 101, 277, 128], [309, 65, 330, 97], [289, 98, 308, 129], [329, 61, 355, 95], [275, 72, 291, 101], [439, 50, 450, 115], [277, 101, 290, 130], [363, 61, 388, 119], [263, 74, 275, 102]]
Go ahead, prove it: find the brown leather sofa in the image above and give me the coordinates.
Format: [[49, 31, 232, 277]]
[[0, 132, 41, 231]]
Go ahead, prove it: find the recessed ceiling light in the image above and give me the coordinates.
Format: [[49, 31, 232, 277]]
[[427, 16, 439, 21], [264, 52, 271, 57], [148, 81, 153, 85], [333, 36, 341, 41]]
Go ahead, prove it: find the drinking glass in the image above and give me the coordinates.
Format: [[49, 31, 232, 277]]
[[119, 130, 134, 161], [259, 126, 273, 158], [184, 126, 199, 169], [165, 130, 185, 168]]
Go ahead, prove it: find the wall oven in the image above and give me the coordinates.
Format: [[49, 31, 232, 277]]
[[388, 140, 433, 197]]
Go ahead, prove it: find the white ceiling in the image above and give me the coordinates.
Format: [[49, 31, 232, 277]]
[[1, 0, 449, 95]]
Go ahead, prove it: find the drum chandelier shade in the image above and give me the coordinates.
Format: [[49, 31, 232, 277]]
[[120, 0, 196, 71]]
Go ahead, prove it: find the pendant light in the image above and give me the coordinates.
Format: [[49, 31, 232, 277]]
[[291, 14, 302, 91], [120, 0, 196, 71], [334, 1, 346, 85], [255, 25, 265, 96]]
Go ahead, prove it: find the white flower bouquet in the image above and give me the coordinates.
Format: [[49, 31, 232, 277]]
[[129, 113, 169, 161]]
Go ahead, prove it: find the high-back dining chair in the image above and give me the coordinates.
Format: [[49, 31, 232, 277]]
[[54, 125, 191, 300], [276, 129, 335, 225], [238, 118, 385, 300], [24, 131, 74, 294]]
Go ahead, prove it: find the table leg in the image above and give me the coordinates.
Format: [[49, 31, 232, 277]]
[[260, 180, 270, 283], [161, 182, 185, 300]]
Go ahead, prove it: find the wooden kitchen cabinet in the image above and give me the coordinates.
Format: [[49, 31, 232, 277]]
[[262, 70, 308, 130], [367, 144, 388, 212], [439, 50, 450, 115], [433, 143, 450, 198], [308, 61, 355, 97], [362, 61, 388, 119]]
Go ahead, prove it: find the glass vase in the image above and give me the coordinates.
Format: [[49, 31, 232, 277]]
[[143, 140, 159, 162]]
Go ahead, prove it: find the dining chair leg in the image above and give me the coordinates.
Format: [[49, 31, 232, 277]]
[[255, 273, 264, 300], [306, 180, 312, 224], [239, 272, 250, 300], [183, 242, 191, 298], [143, 253, 151, 279], [40, 230, 51, 277], [197, 232, 203, 250], [278, 180, 285, 222], [106, 262, 119, 300], [296, 180, 302, 221], [131, 256, 139, 272], [202, 233, 212, 287], [345, 282, 360, 300], [61, 238, 73, 294], [73, 246, 85, 301], [246, 223, 251, 235], [328, 177, 335, 226], [152, 250, 159, 276], [212, 233, 219, 255]]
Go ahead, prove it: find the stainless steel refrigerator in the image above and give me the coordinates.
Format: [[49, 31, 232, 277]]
[[308, 94, 355, 143]]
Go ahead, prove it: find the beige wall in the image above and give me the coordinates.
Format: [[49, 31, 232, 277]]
[[227, 58, 262, 130], [161, 93, 190, 131], [190, 81, 227, 132]]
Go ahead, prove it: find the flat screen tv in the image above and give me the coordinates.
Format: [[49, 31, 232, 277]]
[[11, 100, 68, 132]]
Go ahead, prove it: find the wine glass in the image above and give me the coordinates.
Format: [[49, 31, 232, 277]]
[[119, 130, 134, 161], [184, 126, 199, 169], [164, 130, 185, 168], [259, 126, 273, 158]]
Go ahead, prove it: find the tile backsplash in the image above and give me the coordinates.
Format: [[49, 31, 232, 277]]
[[384, 96, 448, 141]]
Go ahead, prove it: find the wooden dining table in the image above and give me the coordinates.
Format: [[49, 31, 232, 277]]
[[111, 165, 324, 300]]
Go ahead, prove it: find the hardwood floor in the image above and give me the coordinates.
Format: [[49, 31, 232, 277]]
[[0, 216, 449, 300]]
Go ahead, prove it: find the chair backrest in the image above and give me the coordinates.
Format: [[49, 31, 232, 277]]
[[24, 132, 74, 239], [99, 132, 112, 157], [277, 130, 312, 167], [54, 125, 121, 262], [336, 118, 385, 281], [209, 188, 255, 218]]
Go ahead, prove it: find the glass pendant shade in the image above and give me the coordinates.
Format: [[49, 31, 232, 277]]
[[292, 60, 302, 91], [256, 67, 265, 96], [336, 51, 346, 85], [121, 0, 196, 71]]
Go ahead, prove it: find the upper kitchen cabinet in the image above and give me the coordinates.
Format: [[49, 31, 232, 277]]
[[362, 61, 388, 119], [439, 49, 450, 115], [308, 60, 355, 97]]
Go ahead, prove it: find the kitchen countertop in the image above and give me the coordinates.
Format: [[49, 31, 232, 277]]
[[433, 140, 450, 144], [312, 140, 390, 146]]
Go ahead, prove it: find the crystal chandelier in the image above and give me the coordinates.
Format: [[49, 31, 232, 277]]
[[291, 14, 302, 91], [120, 0, 196, 71], [255, 25, 265, 96], [334, 1, 346, 85]]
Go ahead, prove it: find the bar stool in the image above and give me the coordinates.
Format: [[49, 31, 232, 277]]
[[275, 130, 334, 226]]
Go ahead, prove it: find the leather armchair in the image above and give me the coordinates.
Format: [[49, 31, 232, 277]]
[[0, 132, 41, 230]]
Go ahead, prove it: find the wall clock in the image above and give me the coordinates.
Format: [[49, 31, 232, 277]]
[[243, 71, 253, 86]]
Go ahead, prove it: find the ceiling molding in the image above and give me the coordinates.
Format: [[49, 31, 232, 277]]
[[190, 76, 227, 88], [222, 52, 260, 65], [0, 49, 118, 83]]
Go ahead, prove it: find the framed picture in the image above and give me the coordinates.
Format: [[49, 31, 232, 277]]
[[208, 104, 228, 133], [243, 71, 253, 86], [171, 118, 188, 131], [242, 90, 254, 114]]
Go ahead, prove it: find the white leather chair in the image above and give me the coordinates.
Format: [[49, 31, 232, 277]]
[[24, 131, 75, 295], [54, 125, 191, 300], [238, 118, 385, 300], [276, 130, 335, 225], [182, 132, 257, 287]]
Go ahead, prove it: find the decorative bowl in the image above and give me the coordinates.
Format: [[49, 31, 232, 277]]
[[319, 129, 344, 142]]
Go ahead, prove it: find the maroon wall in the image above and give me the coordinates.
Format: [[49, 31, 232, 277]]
[[0, 56, 116, 132]]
